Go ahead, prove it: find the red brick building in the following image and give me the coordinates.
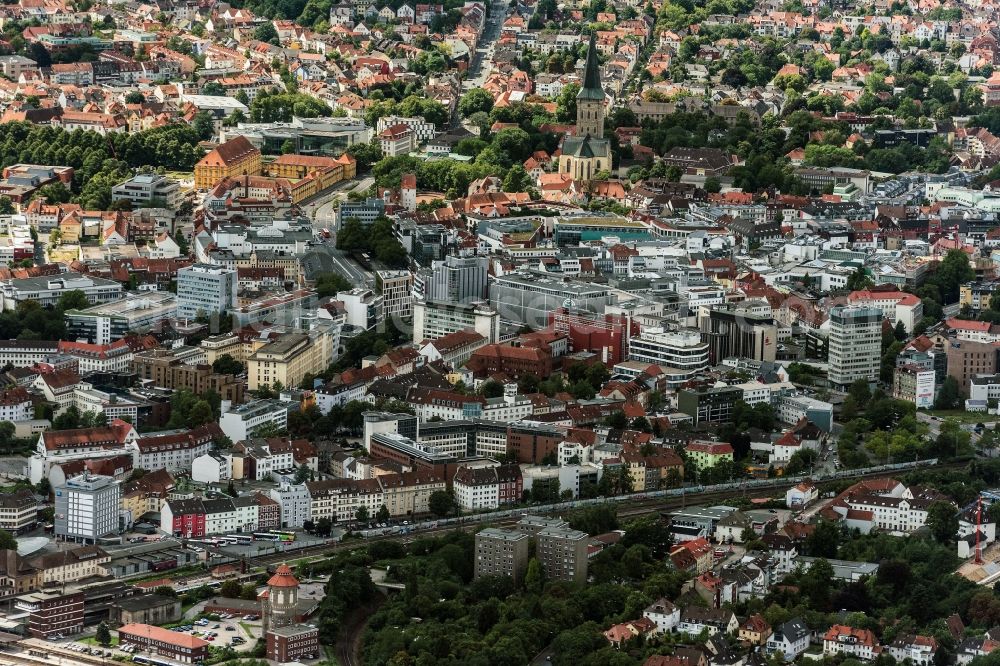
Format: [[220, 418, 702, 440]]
[[255, 493, 281, 530], [466, 344, 554, 379]]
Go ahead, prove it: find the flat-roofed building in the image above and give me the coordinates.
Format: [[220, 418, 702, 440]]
[[266, 624, 319, 662], [15, 590, 84, 638], [474, 528, 530, 583]]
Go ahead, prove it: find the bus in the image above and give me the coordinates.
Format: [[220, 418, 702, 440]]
[[133, 656, 179, 666], [253, 532, 293, 543], [225, 534, 253, 545], [272, 530, 296, 543]]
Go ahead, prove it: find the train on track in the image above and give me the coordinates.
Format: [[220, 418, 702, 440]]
[[358, 458, 941, 538]]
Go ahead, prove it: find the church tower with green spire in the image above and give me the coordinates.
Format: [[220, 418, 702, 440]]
[[558, 32, 611, 181], [576, 32, 605, 139]]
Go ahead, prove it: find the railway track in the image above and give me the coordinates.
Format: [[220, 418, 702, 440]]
[[162, 460, 965, 585]]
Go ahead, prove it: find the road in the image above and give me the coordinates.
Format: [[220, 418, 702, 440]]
[[300, 176, 376, 231], [943, 302, 961, 318], [298, 175, 377, 287], [462, 0, 511, 93]]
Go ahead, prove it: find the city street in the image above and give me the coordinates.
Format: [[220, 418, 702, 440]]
[[462, 0, 511, 94]]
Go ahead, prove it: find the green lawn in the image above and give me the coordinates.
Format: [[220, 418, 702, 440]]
[[922, 409, 990, 425]]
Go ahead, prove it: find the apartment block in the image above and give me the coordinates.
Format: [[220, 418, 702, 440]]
[[537, 526, 589, 583], [474, 528, 530, 584]]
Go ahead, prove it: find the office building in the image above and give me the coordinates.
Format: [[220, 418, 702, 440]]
[[0, 488, 38, 534], [827, 306, 882, 389], [219, 399, 291, 442], [267, 625, 319, 662], [678, 385, 742, 424], [53, 473, 121, 544], [376, 270, 414, 318], [627, 329, 711, 387], [132, 348, 245, 404], [111, 173, 181, 209], [176, 264, 237, 320], [16, 590, 85, 638], [0, 272, 122, 311], [474, 528, 530, 583], [412, 299, 500, 344], [246, 330, 334, 391], [700, 303, 777, 364], [428, 255, 488, 304], [118, 624, 209, 663], [337, 288, 383, 331], [64, 291, 178, 344], [489, 272, 614, 328], [948, 339, 998, 397], [336, 197, 385, 225], [537, 526, 589, 583]]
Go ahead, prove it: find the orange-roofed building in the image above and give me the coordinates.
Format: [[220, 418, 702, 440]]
[[118, 623, 209, 662], [684, 440, 734, 471], [194, 136, 262, 190], [264, 563, 299, 629]]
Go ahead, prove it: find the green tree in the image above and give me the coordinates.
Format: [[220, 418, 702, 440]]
[[927, 501, 959, 543], [524, 557, 543, 593], [212, 354, 244, 375], [96, 622, 111, 647], [254, 21, 279, 43], [429, 490, 455, 517], [316, 517, 332, 536], [935, 375, 961, 409], [192, 111, 215, 140], [220, 579, 241, 598], [459, 88, 493, 117], [376, 504, 390, 523], [355, 506, 370, 523], [57, 289, 90, 312]]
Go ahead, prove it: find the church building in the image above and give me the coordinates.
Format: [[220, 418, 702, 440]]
[[558, 32, 612, 181]]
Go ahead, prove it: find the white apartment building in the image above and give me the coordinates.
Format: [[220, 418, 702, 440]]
[[823, 625, 879, 661], [337, 288, 384, 331], [847, 289, 923, 333], [176, 264, 238, 320], [54, 473, 121, 544], [219, 400, 290, 443], [412, 299, 500, 343], [269, 483, 311, 528], [827, 306, 882, 389], [0, 387, 32, 422], [191, 453, 232, 484], [375, 115, 436, 143], [642, 598, 680, 634], [130, 429, 214, 474], [627, 328, 710, 387]]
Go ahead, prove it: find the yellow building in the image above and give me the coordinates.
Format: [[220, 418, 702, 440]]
[[960, 282, 995, 311], [684, 440, 735, 471], [379, 472, 446, 518], [194, 136, 262, 190], [246, 330, 333, 391]]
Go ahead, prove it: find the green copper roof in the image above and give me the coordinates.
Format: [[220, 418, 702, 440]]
[[577, 32, 605, 101]]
